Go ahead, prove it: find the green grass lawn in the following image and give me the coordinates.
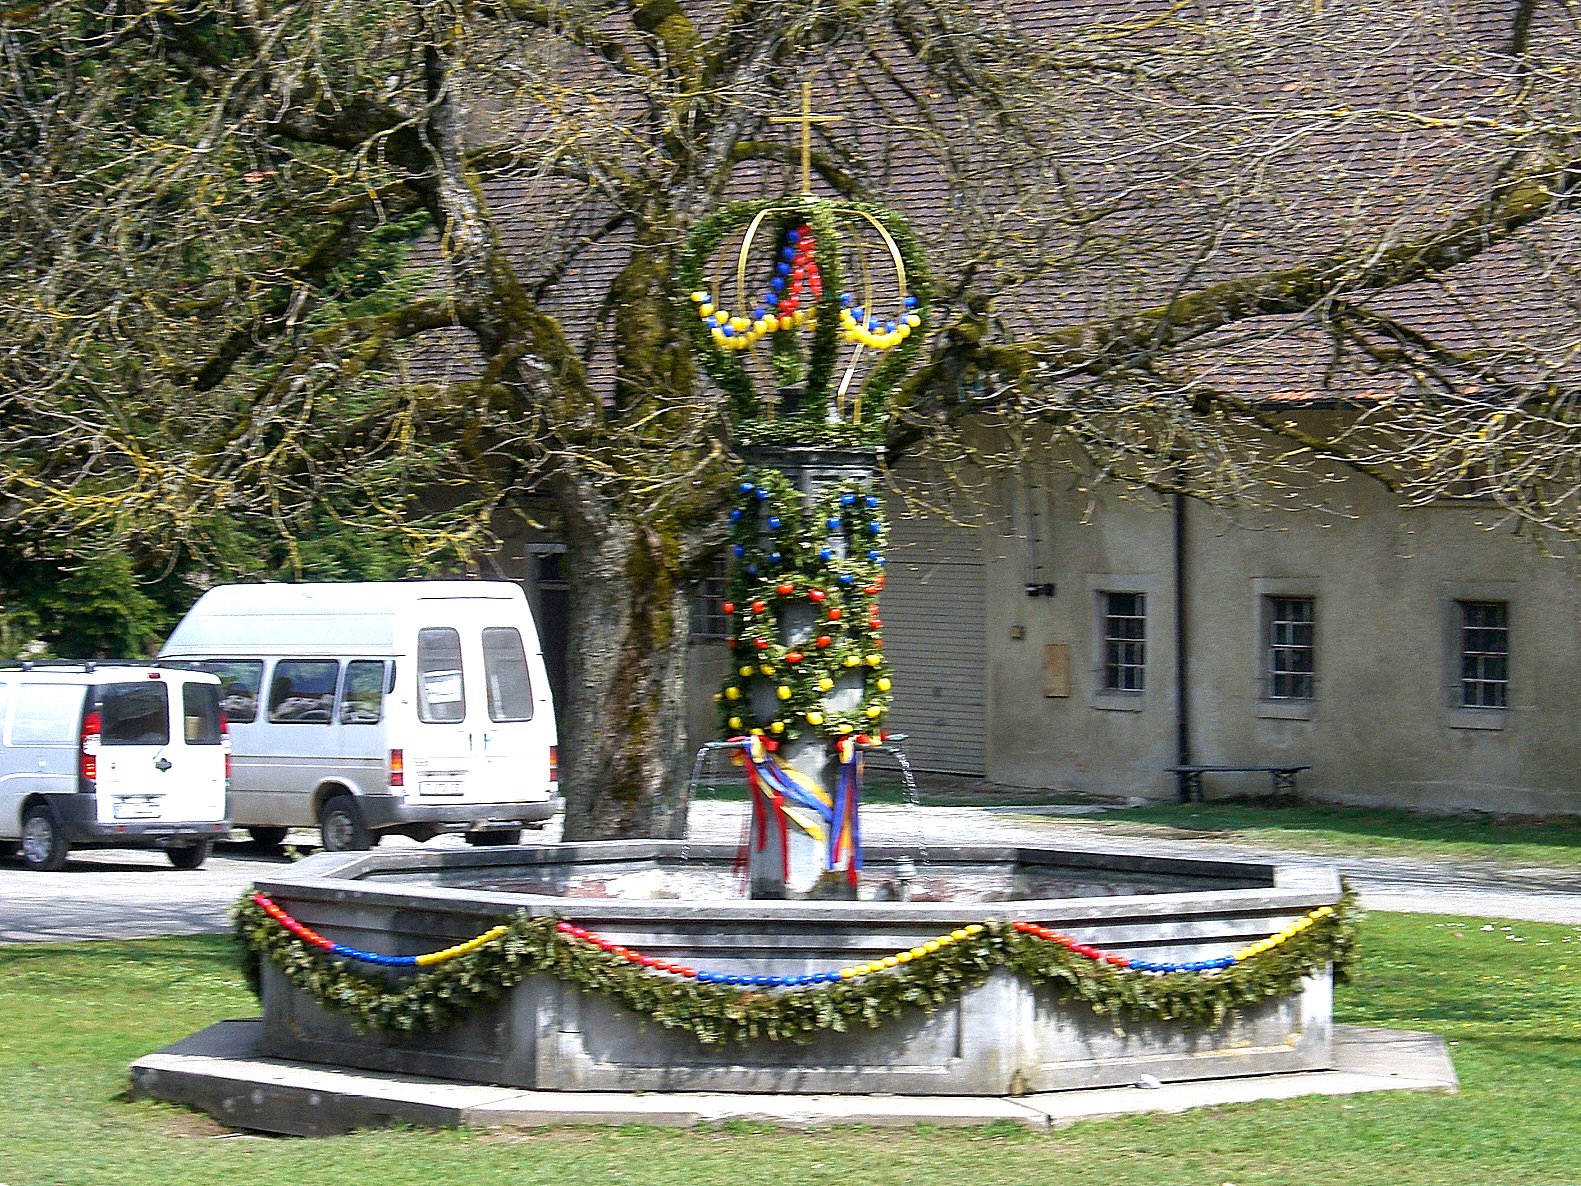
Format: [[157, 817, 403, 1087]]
[[1, 911, 1578, 1185], [1009, 802, 1581, 870]]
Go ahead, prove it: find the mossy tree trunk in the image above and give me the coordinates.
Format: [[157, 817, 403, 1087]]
[[555, 479, 697, 841]]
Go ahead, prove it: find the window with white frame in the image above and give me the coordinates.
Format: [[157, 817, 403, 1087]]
[[1457, 600, 1509, 709], [1266, 596, 1315, 700], [1101, 591, 1146, 693]]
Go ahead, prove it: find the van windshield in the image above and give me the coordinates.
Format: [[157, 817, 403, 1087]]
[[482, 628, 534, 722], [100, 683, 171, 746]]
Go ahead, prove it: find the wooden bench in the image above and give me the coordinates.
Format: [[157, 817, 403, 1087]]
[[1168, 764, 1310, 804]]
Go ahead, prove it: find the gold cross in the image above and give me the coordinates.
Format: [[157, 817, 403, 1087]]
[[768, 82, 842, 196]]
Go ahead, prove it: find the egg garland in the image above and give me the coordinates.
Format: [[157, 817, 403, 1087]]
[[688, 222, 827, 352], [235, 887, 1358, 1044], [677, 195, 932, 444], [716, 467, 893, 739]]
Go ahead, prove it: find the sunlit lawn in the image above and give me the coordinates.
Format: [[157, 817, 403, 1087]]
[[1, 910, 1578, 1185], [1038, 801, 1581, 869]]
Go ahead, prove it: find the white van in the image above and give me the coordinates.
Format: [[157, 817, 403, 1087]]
[[0, 664, 231, 871], [159, 581, 559, 851]]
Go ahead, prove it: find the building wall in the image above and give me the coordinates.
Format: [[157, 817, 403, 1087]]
[[672, 453, 1581, 815], [964, 461, 1581, 814]]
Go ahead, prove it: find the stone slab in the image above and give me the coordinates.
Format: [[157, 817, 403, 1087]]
[[129, 1020, 1456, 1136]]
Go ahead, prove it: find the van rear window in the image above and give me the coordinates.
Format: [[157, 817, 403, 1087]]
[[482, 628, 534, 722], [100, 683, 171, 746], [417, 628, 466, 723], [182, 683, 223, 744]]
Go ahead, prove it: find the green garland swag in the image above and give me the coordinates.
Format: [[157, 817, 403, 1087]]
[[233, 887, 1358, 1046]]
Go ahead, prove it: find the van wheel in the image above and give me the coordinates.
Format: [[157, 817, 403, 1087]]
[[167, 840, 211, 870], [466, 829, 522, 847], [247, 826, 289, 848], [319, 796, 374, 852], [21, 806, 69, 872]]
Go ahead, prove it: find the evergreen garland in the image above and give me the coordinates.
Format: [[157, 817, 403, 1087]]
[[233, 887, 1359, 1046], [675, 195, 931, 446], [718, 467, 892, 740]]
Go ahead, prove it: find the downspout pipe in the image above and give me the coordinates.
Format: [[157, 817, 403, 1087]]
[[1174, 489, 1192, 802]]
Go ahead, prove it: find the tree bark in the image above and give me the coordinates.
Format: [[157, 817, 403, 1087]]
[[555, 478, 696, 841]]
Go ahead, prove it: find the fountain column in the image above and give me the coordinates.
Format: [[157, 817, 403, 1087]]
[[680, 173, 928, 900], [731, 445, 884, 898]]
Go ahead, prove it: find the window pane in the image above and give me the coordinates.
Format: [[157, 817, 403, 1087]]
[[268, 660, 338, 724], [9, 684, 84, 746], [1102, 592, 1146, 692], [340, 661, 386, 725], [1268, 597, 1315, 700], [182, 683, 223, 744], [482, 628, 534, 722], [1458, 600, 1509, 709], [690, 558, 729, 640], [197, 660, 263, 724], [100, 683, 171, 745], [417, 628, 467, 723]]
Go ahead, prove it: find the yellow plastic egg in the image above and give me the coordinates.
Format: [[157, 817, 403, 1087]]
[[739, 665, 753, 678], [876, 677, 891, 692], [725, 686, 741, 701], [776, 685, 792, 700], [806, 711, 824, 725], [728, 716, 742, 729]]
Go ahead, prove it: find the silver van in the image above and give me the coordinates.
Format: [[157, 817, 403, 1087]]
[[159, 581, 559, 851], [0, 664, 231, 870]]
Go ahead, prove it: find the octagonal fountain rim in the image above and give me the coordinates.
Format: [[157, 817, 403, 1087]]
[[252, 840, 1342, 927]]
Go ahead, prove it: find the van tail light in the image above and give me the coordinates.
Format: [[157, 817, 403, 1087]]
[[389, 748, 405, 788], [220, 710, 232, 781], [80, 709, 101, 784], [548, 744, 559, 785]]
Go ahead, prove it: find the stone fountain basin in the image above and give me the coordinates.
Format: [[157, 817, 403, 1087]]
[[252, 841, 1341, 1096]]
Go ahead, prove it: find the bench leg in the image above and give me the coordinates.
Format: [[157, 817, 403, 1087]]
[[1177, 770, 1203, 804], [1271, 770, 1298, 796]]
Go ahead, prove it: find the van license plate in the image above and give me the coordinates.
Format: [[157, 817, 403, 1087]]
[[419, 780, 463, 797], [113, 800, 160, 820]]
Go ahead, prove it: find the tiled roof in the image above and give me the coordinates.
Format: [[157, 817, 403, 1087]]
[[403, 1, 1574, 410]]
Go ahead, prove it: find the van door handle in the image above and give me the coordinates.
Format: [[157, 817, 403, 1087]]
[[154, 757, 173, 772]]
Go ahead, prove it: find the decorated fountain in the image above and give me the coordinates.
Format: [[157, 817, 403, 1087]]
[[133, 94, 1357, 1126]]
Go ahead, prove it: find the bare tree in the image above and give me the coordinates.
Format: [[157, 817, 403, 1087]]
[[4, 0, 1580, 836]]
